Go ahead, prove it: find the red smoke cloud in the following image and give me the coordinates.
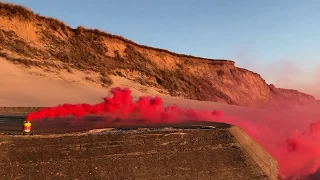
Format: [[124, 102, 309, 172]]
[[26, 87, 320, 179], [276, 121, 320, 176], [26, 87, 224, 123]]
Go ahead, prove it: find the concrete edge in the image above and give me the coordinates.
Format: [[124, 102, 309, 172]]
[[228, 126, 279, 180]]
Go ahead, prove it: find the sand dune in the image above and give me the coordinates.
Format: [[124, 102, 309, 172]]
[[0, 57, 161, 106], [0, 58, 109, 106], [0, 57, 269, 114], [1, 57, 319, 129], [1, 57, 319, 116], [0, 57, 239, 109]]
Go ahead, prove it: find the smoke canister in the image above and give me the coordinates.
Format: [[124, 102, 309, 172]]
[[23, 121, 31, 133]]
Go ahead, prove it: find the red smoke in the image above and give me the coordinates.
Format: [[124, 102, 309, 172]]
[[272, 121, 320, 177], [26, 87, 223, 123], [26, 87, 320, 179]]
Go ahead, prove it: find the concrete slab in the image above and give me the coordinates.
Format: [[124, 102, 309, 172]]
[[0, 123, 278, 180]]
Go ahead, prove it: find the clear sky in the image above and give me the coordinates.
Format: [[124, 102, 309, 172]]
[[5, 0, 320, 98]]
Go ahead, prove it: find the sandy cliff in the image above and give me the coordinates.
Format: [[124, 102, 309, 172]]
[[0, 2, 316, 108]]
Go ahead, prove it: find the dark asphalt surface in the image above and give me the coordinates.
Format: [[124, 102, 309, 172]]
[[0, 115, 25, 133], [0, 115, 123, 134], [0, 115, 228, 134]]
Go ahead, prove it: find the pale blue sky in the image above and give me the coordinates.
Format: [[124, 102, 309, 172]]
[[5, 0, 320, 97]]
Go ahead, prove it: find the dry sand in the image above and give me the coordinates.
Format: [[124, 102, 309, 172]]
[[1, 57, 319, 123], [0, 57, 152, 106], [1, 57, 320, 128], [0, 57, 233, 108]]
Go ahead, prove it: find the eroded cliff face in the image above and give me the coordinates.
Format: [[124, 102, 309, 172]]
[[0, 2, 316, 108], [269, 84, 316, 106]]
